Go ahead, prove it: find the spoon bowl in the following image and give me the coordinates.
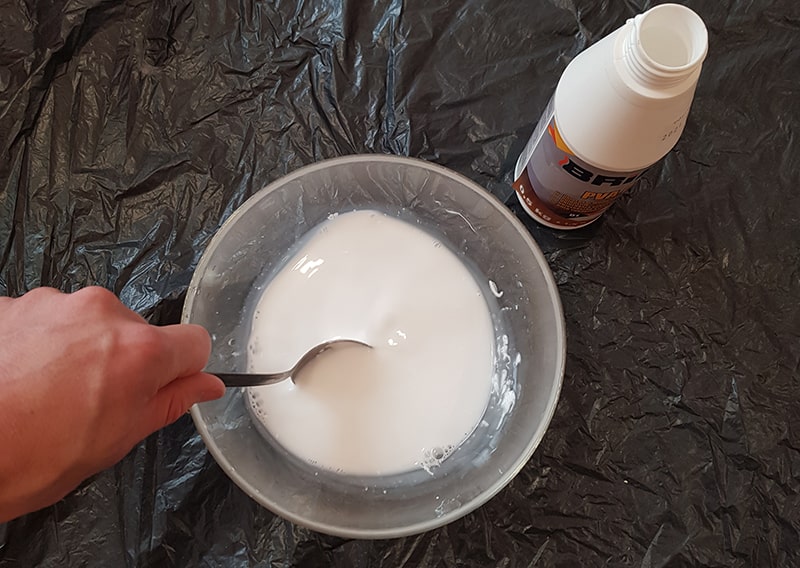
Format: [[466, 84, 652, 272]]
[[209, 339, 370, 387]]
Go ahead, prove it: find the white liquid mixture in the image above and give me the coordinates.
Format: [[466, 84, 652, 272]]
[[246, 210, 495, 476]]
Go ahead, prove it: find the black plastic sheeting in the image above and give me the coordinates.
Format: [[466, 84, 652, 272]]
[[1, 0, 799, 565]]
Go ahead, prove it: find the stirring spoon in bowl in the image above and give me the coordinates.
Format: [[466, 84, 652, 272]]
[[208, 339, 371, 388]]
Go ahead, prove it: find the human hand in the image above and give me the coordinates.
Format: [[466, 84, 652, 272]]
[[0, 287, 225, 522]]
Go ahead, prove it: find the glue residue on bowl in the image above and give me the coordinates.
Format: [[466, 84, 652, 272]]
[[244, 209, 508, 477]]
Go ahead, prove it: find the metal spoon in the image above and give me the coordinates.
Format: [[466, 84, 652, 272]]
[[209, 339, 371, 388]]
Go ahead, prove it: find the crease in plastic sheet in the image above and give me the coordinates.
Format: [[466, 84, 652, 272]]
[[1, 0, 799, 565]]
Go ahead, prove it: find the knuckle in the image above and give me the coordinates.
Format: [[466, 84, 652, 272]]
[[23, 286, 62, 301], [186, 324, 212, 356], [128, 325, 165, 362], [74, 286, 118, 306]]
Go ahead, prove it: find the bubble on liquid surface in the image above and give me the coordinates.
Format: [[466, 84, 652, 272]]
[[418, 444, 456, 474]]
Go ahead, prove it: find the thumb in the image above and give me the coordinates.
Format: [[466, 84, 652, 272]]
[[139, 372, 225, 437]]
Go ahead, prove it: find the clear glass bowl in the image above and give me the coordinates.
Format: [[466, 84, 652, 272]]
[[184, 155, 565, 538]]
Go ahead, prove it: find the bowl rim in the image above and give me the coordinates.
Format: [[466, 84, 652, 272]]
[[185, 154, 566, 539]]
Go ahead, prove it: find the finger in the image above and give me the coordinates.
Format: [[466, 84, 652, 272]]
[[137, 372, 225, 438], [154, 324, 212, 387]]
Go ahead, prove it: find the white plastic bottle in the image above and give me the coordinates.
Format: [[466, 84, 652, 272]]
[[513, 4, 708, 229]]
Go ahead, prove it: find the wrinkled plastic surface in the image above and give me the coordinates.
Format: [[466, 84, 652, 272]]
[[1, 0, 799, 565]]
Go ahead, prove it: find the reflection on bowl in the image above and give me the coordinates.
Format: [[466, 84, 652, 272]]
[[184, 155, 565, 538]]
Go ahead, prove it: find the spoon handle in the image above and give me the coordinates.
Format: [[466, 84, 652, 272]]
[[211, 372, 291, 388]]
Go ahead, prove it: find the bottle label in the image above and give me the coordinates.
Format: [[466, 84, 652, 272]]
[[513, 103, 647, 229]]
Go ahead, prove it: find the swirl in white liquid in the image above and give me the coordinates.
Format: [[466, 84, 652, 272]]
[[246, 210, 495, 476]]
